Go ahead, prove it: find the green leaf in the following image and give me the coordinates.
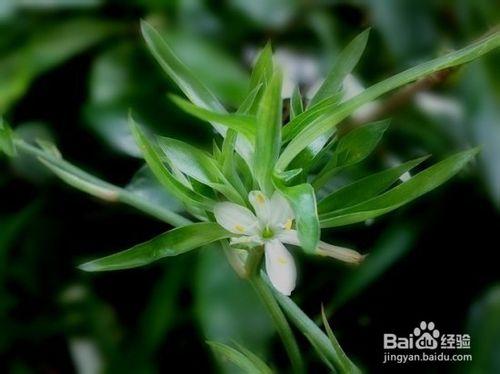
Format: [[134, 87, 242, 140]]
[[157, 137, 222, 185], [169, 95, 256, 140], [320, 148, 479, 227], [158, 136, 243, 204], [309, 29, 370, 107], [313, 119, 390, 189], [282, 93, 342, 142], [164, 31, 249, 107], [278, 31, 500, 169], [196, 248, 273, 369], [79, 223, 230, 271], [207, 342, 273, 374], [140, 20, 224, 112], [238, 83, 263, 116], [254, 70, 283, 195], [249, 42, 274, 91], [321, 307, 358, 373], [467, 284, 500, 374], [129, 115, 215, 210], [0, 18, 118, 112], [124, 166, 184, 214], [290, 86, 303, 120], [13, 139, 190, 226], [274, 179, 319, 254], [0, 118, 16, 156], [318, 156, 428, 213]]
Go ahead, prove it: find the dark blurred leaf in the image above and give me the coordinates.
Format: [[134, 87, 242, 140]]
[[0, 18, 119, 112], [327, 223, 417, 312], [0, 117, 15, 156], [228, 0, 298, 29], [195, 248, 273, 371], [459, 61, 500, 208], [136, 260, 186, 360], [208, 341, 273, 374], [466, 284, 500, 374], [125, 166, 183, 213]]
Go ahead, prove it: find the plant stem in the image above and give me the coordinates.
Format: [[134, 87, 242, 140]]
[[260, 272, 360, 374], [249, 275, 304, 374], [15, 140, 190, 227]]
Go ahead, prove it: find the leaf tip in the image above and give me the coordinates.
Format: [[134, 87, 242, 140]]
[[77, 260, 100, 272]]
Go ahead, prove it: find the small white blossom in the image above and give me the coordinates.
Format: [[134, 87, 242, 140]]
[[214, 191, 363, 296]]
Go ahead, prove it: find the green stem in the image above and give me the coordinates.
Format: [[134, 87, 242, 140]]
[[260, 272, 360, 374], [15, 140, 190, 227], [249, 275, 304, 374]]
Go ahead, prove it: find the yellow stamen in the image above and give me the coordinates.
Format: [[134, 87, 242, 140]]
[[256, 193, 265, 205], [284, 218, 293, 231], [234, 224, 245, 233]]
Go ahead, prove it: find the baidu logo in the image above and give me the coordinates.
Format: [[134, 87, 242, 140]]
[[414, 321, 440, 349]]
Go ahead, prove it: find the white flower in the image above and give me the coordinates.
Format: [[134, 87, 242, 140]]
[[214, 190, 364, 296]]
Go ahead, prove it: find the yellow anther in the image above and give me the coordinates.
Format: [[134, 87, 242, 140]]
[[256, 193, 265, 205], [234, 224, 245, 233], [284, 218, 293, 231], [277, 257, 288, 265]]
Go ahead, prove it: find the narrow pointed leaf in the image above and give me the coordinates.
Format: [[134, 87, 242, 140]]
[[320, 148, 479, 227], [158, 137, 243, 204], [312, 119, 390, 189], [309, 29, 370, 107], [141, 20, 224, 111], [207, 342, 273, 374], [290, 86, 303, 119], [249, 43, 274, 91], [158, 137, 224, 185], [318, 156, 428, 213], [321, 307, 359, 373], [238, 83, 263, 116], [282, 93, 342, 142], [255, 70, 282, 195], [129, 115, 214, 210], [278, 32, 500, 169], [0, 118, 16, 157], [79, 222, 230, 271], [169, 95, 256, 140]]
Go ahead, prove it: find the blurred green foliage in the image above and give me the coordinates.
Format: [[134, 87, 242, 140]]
[[0, 1, 499, 373]]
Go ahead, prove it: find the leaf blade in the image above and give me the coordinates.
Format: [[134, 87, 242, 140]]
[[317, 156, 428, 213], [278, 32, 500, 169], [309, 29, 370, 107], [79, 222, 230, 271], [320, 148, 479, 227], [254, 70, 283, 194]]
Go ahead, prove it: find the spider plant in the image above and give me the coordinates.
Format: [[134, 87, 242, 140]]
[[1, 21, 498, 373]]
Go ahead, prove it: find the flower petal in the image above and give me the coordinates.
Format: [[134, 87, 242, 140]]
[[264, 239, 297, 296], [277, 229, 300, 246], [269, 191, 294, 228], [214, 202, 259, 235], [316, 241, 365, 264], [248, 190, 271, 222]]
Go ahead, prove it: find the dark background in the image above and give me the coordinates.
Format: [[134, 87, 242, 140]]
[[1, 1, 499, 373]]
